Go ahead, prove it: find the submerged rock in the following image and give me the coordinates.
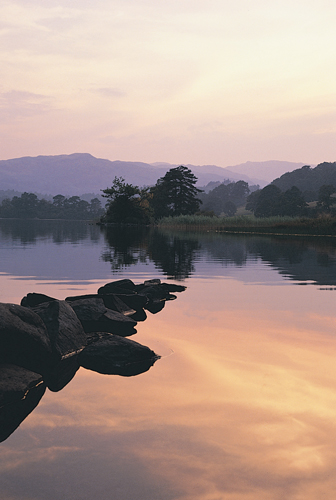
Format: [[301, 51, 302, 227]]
[[79, 332, 160, 376], [0, 364, 46, 442]]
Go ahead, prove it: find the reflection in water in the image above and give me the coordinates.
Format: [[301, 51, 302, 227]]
[[2, 221, 336, 499], [101, 226, 200, 280], [0, 218, 101, 245], [2, 219, 336, 286], [102, 225, 336, 285]]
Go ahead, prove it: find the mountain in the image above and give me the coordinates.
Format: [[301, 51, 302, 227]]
[[0, 154, 261, 196], [224, 160, 311, 184]]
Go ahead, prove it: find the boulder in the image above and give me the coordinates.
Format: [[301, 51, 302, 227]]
[[0, 363, 46, 442], [29, 300, 87, 361], [79, 332, 160, 376], [21, 292, 57, 307], [0, 303, 52, 374], [97, 279, 137, 294], [67, 296, 137, 336], [45, 356, 80, 392], [66, 293, 136, 317]]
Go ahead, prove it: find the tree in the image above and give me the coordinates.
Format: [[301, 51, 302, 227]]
[[279, 186, 307, 216], [200, 180, 249, 215], [101, 177, 151, 224], [223, 200, 237, 216], [150, 165, 202, 218], [253, 185, 282, 217], [317, 184, 336, 212], [250, 184, 307, 217]]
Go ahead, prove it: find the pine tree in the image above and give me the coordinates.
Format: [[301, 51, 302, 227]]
[[151, 166, 202, 218]]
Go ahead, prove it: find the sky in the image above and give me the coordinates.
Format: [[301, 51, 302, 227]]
[[1, 0, 336, 167]]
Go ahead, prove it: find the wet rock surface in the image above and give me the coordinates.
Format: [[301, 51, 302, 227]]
[[80, 332, 159, 376], [0, 278, 186, 441], [0, 363, 46, 443]]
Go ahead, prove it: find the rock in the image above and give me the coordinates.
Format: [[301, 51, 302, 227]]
[[46, 356, 80, 392], [67, 296, 138, 337], [66, 293, 136, 317], [21, 292, 57, 307], [0, 303, 52, 374], [98, 279, 186, 315], [29, 300, 87, 361], [97, 279, 137, 294], [79, 332, 160, 376], [0, 364, 46, 442]]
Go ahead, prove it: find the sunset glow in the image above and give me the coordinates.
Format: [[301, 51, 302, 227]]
[[1, 0, 336, 165]]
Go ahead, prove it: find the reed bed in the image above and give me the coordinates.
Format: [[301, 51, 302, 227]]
[[156, 215, 336, 236]]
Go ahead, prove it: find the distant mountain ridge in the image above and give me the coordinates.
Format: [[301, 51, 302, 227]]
[[0, 153, 311, 196], [225, 160, 310, 183]]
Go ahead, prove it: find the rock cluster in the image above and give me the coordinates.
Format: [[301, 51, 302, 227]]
[[0, 278, 186, 442]]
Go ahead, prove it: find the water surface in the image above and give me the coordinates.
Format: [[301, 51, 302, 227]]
[[1, 220, 336, 500]]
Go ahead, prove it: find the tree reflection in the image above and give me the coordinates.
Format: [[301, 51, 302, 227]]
[[148, 230, 200, 280], [101, 226, 200, 280], [0, 219, 101, 244], [101, 226, 151, 271]]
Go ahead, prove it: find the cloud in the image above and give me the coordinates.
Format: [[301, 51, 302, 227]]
[[92, 87, 126, 98], [0, 90, 53, 120]]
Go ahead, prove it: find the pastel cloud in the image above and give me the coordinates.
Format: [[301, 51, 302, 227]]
[[1, 0, 336, 164]]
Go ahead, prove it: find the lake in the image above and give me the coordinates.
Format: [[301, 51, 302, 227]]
[[1, 219, 336, 500]]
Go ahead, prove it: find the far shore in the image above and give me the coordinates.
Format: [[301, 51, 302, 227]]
[[156, 215, 336, 237]]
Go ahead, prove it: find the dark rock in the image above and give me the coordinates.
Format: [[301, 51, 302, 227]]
[[79, 332, 160, 376], [29, 300, 87, 361], [97, 279, 137, 294], [66, 293, 136, 316], [0, 303, 52, 374], [67, 297, 137, 336], [21, 292, 57, 307], [46, 356, 80, 392], [0, 364, 46, 442]]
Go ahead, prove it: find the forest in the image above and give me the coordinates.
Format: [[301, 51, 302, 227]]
[[0, 193, 104, 220]]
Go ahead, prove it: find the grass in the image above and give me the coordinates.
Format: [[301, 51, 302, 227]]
[[156, 214, 336, 236]]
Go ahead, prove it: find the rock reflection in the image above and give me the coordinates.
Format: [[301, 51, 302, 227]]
[[0, 278, 185, 442]]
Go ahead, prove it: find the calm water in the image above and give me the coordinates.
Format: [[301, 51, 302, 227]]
[[1, 220, 336, 500]]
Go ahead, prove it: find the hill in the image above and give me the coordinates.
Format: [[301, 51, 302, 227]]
[[0, 154, 261, 195], [224, 160, 309, 184], [272, 162, 336, 199]]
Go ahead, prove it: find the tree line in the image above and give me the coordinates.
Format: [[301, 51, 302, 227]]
[[101, 165, 203, 224], [0, 193, 104, 220], [2, 161, 336, 222]]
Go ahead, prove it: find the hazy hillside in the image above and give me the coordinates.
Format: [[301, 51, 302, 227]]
[[0, 154, 260, 195], [272, 162, 336, 198], [225, 160, 310, 184]]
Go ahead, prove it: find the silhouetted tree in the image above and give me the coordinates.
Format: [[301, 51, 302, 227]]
[[254, 185, 282, 217], [101, 177, 151, 224], [317, 184, 336, 212], [150, 166, 202, 218]]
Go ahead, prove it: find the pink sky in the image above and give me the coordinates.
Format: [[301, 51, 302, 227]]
[[1, 0, 336, 167]]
